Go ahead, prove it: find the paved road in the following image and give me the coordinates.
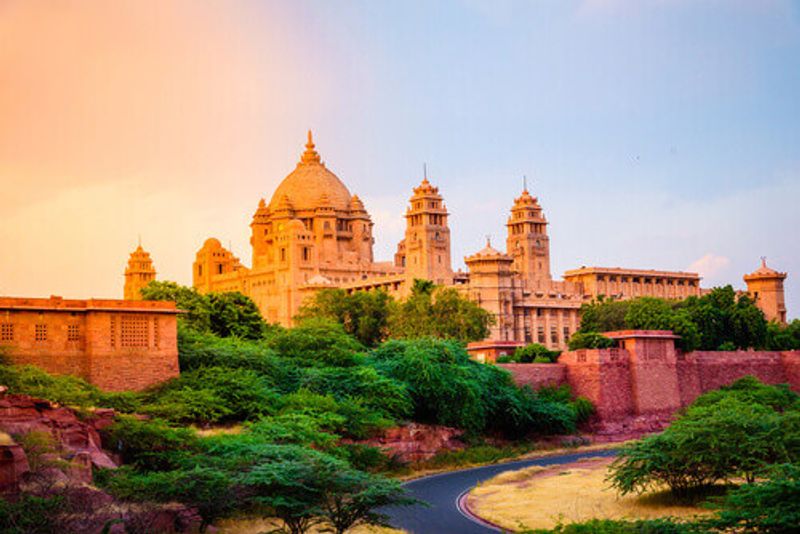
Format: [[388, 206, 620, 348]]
[[385, 449, 618, 534]]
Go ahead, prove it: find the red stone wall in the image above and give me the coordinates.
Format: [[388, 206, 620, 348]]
[[560, 349, 634, 419], [782, 351, 800, 393], [498, 363, 566, 389], [500, 339, 800, 426], [687, 351, 787, 397], [0, 297, 180, 392]]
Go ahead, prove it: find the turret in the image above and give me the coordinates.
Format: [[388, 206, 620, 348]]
[[124, 243, 157, 300], [744, 258, 788, 324], [398, 175, 453, 285], [193, 238, 242, 293], [506, 184, 551, 284]]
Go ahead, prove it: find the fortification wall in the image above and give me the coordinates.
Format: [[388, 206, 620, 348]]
[[497, 363, 566, 390], [500, 340, 800, 425]]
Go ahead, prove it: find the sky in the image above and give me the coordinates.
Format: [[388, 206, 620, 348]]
[[1, 0, 799, 318]]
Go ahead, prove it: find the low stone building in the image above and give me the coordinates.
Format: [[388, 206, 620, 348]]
[[0, 296, 180, 391]]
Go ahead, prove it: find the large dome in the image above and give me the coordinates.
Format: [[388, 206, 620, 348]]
[[268, 131, 352, 212]]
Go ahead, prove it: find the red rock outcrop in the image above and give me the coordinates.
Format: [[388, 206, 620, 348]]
[[353, 423, 465, 463], [0, 394, 117, 470]]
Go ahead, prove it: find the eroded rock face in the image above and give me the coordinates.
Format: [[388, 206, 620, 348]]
[[0, 394, 117, 471], [354, 423, 465, 463]]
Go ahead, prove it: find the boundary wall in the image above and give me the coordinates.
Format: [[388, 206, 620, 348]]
[[500, 330, 800, 422]]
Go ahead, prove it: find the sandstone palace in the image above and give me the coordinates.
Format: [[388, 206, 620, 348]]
[[123, 132, 788, 351]]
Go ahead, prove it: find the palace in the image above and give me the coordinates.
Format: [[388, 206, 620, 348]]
[[143, 131, 785, 351]]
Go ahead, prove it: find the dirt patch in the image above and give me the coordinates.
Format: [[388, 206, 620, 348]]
[[467, 457, 710, 532], [216, 518, 404, 533]]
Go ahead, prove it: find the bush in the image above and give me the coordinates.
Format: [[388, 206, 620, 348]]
[[267, 318, 365, 367], [525, 518, 698, 534], [609, 379, 800, 497], [99, 416, 199, 471], [690, 375, 800, 413], [177, 326, 298, 392], [497, 343, 560, 363], [0, 364, 101, 407], [708, 463, 800, 533], [0, 495, 65, 534], [567, 332, 615, 350], [143, 367, 280, 424]]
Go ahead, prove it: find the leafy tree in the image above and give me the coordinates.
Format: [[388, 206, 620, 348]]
[[318, 469, 417, 534], [577, 298, 630, 333], [207, 291, 269, 340], [766, 319, 800, 350], [608, 378, 800, 497], [567, 332, 615, 350], [625, 298, 700, 351], [141, 281, 272, 340], [267, 318, 365, 367], [498, 343, 560, 363], [99, 416, 199, 471], [140, 280, 212, 332], [388, 280, 493, 342], [296, 288, 392, 347], [708, 463, 800, 534]]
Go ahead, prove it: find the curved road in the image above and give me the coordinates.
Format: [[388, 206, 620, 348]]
[[385, 449, 618, 534]]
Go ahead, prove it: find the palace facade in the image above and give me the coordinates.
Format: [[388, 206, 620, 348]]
[[143, 132, 785, 351]]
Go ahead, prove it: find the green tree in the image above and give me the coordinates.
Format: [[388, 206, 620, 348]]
[[296, 288, 392, 347], [388, 280, 493, 342], [567, 332, 615, 351], [140, 280, 212, 332], [708, 463, 800, 534], [624, 297, 700, 351], [267, 318, 365, 367], [501, 343, 560, 363], [577, 298, 630, 333], [207, 291, 269, 340], [319, 469, 416, 534]]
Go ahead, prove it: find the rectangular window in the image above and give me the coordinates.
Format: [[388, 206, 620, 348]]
[[153, 317, 160, 349], [550, 327, 558, 345], [302, 247, 309, 261], [110, 315, 116, 348], [280, 248, 286, 261], [35, 324, 47, 342], [120, 315, 149, 347], [0, 323, 13, 342], [67, 324, 80, 341], [563, 326, 570, 341], [537, 326, 545, 344]]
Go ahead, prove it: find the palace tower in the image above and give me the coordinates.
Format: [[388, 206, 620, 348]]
[[744, 258, 788, 324], [506, 187, 551, 284], [123, 244, 157, 300]]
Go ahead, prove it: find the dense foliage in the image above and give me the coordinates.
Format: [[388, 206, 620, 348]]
[[141, 280, 270, 340], [576, 286, 781, 351], [608, 377, 800, 497], [0, 278, 592, 531], [497, 343, 561, 363], [300, 279, 494, 345]]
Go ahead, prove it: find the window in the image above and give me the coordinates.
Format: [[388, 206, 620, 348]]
[[153, 318, 160, 349], [302, 247, 310, 261], [217, 264, 224, 274], [537, 326, 545, 344], [67, 324, 80, 341], [550, 327, 558, 345], [35, 324, 47, 342], [280, 248, 286, 261], [120, 316, 149, 347], [110, 316, 116, 348], [563, 326, 570, 340], [197, 265, 203, 276], [0, 323, 13, 342]]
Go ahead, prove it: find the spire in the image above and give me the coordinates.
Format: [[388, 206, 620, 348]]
[[523, 175, 528, 193], [300, 129, 321, 165], [761, 256, 767, 268]]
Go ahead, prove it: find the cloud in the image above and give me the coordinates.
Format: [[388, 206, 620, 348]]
[[688, 253, 732, 282]]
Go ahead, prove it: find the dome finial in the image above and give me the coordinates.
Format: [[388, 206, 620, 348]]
[[300, 130, 321, 164]]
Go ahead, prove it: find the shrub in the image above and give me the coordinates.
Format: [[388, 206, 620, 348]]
[[143, 367, 280, 424], [708, 463, 800, 533], [0, 495, 65, 534], [525, 518, 698, 534], [0, 364, 100, 407], [298, 366, 413, 420], [498, 343, 560, 363], [177, 326, 298, 392], [567, 332, 615, 350], [99, 416, 199, 471], [267, 318, 365, 367], [689, 375, 800, 413]]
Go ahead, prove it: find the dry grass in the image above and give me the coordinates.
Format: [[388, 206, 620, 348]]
[[215, 517, 405, 533], [467, 457, 711, 532]]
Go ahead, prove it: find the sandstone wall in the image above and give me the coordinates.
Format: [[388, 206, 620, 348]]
[[497, 363, 567, 389]]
